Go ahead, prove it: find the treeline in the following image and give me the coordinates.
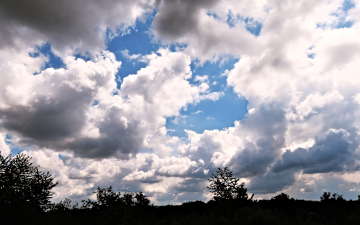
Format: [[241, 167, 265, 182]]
[[2, 153, 360, 225]]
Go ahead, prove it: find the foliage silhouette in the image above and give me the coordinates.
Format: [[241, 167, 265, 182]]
[[134, 192, 151, 206], [207, 167, 250, 201], [81, 186, 150, 210], [271, 192, 293, 201], [3, 153, 360, 225], [320, 191, 345, 202], [0, 152, 57, 210], [50, 198, 76, 211]]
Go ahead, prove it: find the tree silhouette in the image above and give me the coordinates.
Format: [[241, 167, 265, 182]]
[[0, 152, 57, 210], [82, 186, 151, 209], [81, 186, 123, 209], [134, 192, 150, 207], [207, 167, 249, 201]]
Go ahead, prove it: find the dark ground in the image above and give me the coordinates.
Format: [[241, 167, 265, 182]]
[[4, 199, 360, 225]]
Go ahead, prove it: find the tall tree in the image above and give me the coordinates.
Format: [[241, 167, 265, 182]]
[[0, 152, 57, 210], [207, 167, 249, 201]]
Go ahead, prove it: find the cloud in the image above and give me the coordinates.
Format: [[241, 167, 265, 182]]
[[249, 170, 297, 194], [229, 104, 286, 177], [0, 48, 215, 160], [153, 0, 218, 39], [0, 51, 137, 158], [273, 129, 359, 174], [0, 0, 154, 53], [0, 133, 10, 155], [67, 107, 146, 159], [0, 50, 145, 159], [248, 128, 360, 194], [152, 0, 261, 60]]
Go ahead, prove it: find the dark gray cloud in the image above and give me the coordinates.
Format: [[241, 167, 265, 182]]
[[273, 129, 359, 174], [230, 104, 286, 177], [0, 0, 152, 51], [0, 96, 145, 159], [230, 143, 278, 178], [174, 178, 206, 193], [0, 86, 92, 142], [248, 128, 360, 194], [68, 107, 145, 159], [190, 133, 221, 163], [153, 0, 218, 40], [249, 170, 297, 194]]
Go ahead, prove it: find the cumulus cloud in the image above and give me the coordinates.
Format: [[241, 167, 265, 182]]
[[11, 52, 137, 158], [0, 48, 214, 160]]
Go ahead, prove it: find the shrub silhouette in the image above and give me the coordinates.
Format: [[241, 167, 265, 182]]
[[271, 193, 293, 201], [50, 198, 75, 211], [320, 192, 345, 202], [207, 167, 250, 201], [0, 152, 57, 210]]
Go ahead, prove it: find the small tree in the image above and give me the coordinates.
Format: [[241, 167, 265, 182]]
[[320, 192, 331, 202], [134, 192, 150, 207], [207, 167, 249, 201], [0, 153, 57, 210], [87, 186, 123, 209]]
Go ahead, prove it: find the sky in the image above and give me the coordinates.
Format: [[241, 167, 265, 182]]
[[1, 0, 360, 204]]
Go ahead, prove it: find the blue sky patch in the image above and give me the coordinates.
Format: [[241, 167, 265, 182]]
[[207, 10, 262, 36], [107, 12, 160, 87], [190, 56, 239, 92], [343, 0, 355, 11], [29, 43, 65, 72], [5, 134, 24, 155], [166, 88, 248, 137], [227, 11, 262, 36], [167, 57, 248, 137], [317, 0, 355, 29]]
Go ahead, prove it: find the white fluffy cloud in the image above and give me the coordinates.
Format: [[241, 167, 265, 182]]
[[0, 133, 10, 156]]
